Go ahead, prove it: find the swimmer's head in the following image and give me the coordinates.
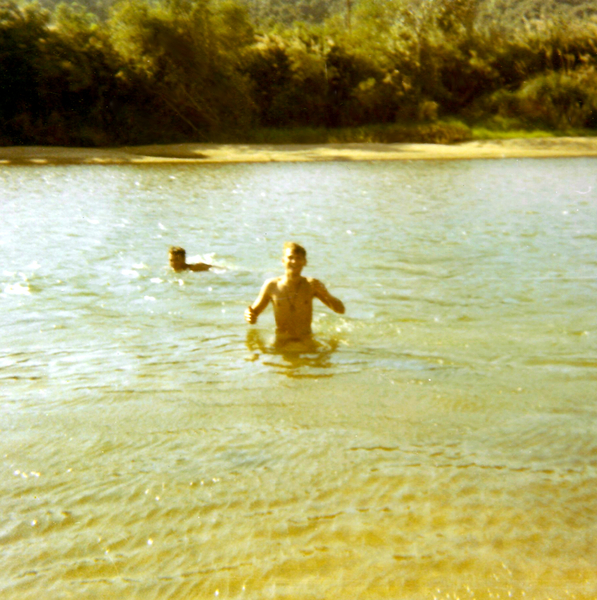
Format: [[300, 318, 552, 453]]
[[169, 246, 186, 271]]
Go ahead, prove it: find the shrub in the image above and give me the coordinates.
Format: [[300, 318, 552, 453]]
[[483, 66, 597, 130]]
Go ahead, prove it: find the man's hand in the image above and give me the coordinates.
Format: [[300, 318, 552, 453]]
[[245, 306, 258, 324]]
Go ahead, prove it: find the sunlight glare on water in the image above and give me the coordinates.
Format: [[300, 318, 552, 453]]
[[1, 158, 596, 599]]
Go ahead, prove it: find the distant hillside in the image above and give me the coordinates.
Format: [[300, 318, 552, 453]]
[[33, 0, 346, 25], [35, 0, 116, 20], [476, 0, 597, 29], [237, 0, 345, 27], [31, 0, 596, 28]]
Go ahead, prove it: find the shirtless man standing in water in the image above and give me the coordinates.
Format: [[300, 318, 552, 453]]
[[244, 242, 345, 340]]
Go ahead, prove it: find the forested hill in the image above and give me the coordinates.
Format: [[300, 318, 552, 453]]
[[34, 0, 347, 24], [239, 0, 346, 27], [479, 0, 597, 22], [2, 0, 596, 147], [33, 0, 597, 27]]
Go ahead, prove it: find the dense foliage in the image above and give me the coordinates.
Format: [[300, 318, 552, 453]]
[[1, 0, 596, 146]]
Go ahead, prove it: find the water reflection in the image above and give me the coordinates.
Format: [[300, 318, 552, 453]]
[[245, 329, 340, 378]]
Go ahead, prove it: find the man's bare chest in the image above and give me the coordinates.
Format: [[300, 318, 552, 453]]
[[272, 279, 312, 312]]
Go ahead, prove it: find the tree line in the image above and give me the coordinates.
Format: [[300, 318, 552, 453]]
[[1, 0, 596, 146]]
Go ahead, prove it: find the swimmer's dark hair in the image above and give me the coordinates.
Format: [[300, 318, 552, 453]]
[[169, 246, 186, 258], [283, 241, 306, 258]]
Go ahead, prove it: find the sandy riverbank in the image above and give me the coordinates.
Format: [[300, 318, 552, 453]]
[[1, 137, 597, 165]]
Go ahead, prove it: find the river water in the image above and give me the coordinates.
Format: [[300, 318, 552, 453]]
[[1, 157, 596, 599]]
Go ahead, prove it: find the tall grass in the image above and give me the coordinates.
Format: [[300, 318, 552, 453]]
[[234, 122, 473, 144]]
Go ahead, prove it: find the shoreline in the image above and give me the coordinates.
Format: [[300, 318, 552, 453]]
[[2, 137, 597, 165]]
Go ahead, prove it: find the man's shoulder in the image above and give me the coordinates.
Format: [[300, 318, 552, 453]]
[[263, 276, 281, 290], [307, 278, 328, 296]]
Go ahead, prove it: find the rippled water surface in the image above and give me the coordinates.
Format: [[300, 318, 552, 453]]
[[1, 157, 596, 599]]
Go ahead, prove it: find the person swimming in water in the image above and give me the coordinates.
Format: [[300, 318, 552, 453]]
[[244, 242, 345, 341], [169, 246, 212, 272]]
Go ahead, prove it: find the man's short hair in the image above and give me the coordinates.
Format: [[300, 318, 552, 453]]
[[169, 246, 186, 258], [283, 241, 307, 258]]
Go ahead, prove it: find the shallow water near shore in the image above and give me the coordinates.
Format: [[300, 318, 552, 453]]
[[1, 158, 596, 599]]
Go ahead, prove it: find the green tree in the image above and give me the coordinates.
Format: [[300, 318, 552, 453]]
[[0, 1, 51, 143], [108, 0, 255, 140]]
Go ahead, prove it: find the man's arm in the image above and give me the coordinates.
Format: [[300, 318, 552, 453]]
[[245, 279, 274, 324], [188, 262, 211, 272], [310, 279, 345, 314]]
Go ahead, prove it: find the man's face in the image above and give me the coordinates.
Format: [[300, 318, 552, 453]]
[[282, 248, 306, 275], [169, 253, 186, 271]]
